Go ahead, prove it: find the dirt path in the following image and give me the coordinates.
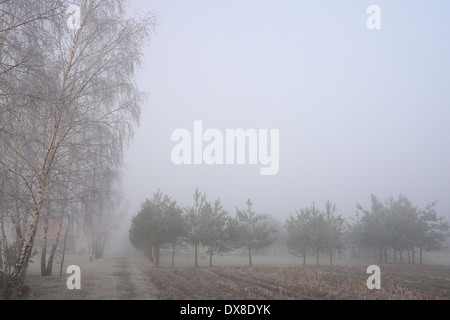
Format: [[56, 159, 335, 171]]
[[24, 253, 159, 299], [113, 256, 158, 300]]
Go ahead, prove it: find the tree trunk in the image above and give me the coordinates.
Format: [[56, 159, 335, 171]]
[[209, 246, 213, 267], [399, 250, 403, 264], [21, 177, 34, 239], [156, 246, 160, 267], [96, 236, 105, 259], [13, 133, 23, 246], [407, 248, 410, 263], [378, 247, 383, 263], [171, 243, 175, 268], [248, 248, 252, 266], [329, 248, 333, 265], [419, 246, 423, 264], [194, 243, 198, 267], [147, 245, 154, 263], [2, 185, 44, 300], [411, 246, 415, 264], [384, 247, 388, 263], [374, 247, 377, 262], [154, 247, 159, 267], [316, 249, 319, 265], [45, 213, 64, 276], [394, 249, 397, 263], [155, 238, 160, 267], [89, 238, 93, 262], [59, 223, 69, 277], [303, 248, 306, 265], [40, 212, 49, 276], [0, 204, 8, 273], [0, 0, 3, 60]]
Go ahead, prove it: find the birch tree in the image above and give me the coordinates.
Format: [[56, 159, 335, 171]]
[[1, 0, 156, 299]]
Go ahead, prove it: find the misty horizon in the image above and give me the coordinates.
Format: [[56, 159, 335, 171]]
[[122, 0, 450, 229]]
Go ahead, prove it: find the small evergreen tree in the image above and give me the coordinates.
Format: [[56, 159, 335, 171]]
[[185, 188, 207, 267], [323, 200, 345, 265], [129, 190, 182, 267], [235, 200, 277, 266], [199, 199, 232, 266], [285, 208, 312, 265]]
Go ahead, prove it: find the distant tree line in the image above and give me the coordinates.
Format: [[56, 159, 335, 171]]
[[350, 194, 449, 264], [130, 191, 449, 268], [287, 194, 449, 265], [129, 189, 277, 267]]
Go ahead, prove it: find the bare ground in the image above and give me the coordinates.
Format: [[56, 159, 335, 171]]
[[143, 264, 450, 300], [21, 253, 450, 300]]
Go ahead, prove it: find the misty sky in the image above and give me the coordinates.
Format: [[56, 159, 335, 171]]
[[121, 0, 450, 224]]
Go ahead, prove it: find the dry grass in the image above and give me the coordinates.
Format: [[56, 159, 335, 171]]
[[20, 253, 450, 300]]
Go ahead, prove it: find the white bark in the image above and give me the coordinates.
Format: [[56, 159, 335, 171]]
[[0, 204, 8, 273]]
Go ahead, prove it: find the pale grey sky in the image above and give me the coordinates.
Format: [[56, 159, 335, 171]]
[[122, 0, 450, 223]]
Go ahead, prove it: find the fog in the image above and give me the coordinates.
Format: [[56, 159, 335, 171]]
[[1, 0, 449, 302], [0, 0, 450, 302], [120, 0, 450, 237]]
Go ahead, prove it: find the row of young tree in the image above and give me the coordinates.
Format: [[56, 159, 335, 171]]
[[350, 194, 449, 264], [129, 189, 277, 267], [285, 201, 344, 265], [0, 1, 155, 299], [286, 194, 449, 265], [130, 191, 449, 268]]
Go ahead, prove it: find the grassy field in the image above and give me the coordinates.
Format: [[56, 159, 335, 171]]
[[20, 251, 450, 300]]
